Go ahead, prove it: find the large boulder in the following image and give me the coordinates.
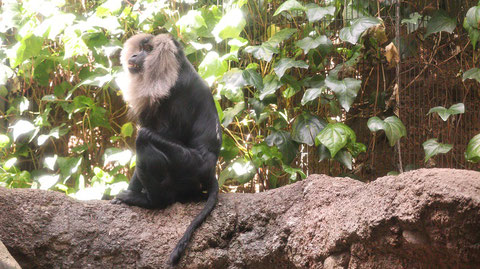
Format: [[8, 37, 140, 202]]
[[0, 168, 479, 268]]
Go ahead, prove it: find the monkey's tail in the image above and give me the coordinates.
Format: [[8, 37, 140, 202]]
[[168, 176, 219, 266]]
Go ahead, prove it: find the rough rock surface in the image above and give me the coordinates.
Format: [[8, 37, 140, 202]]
[[0, 168, 479, 269], [0, 240, 21, 269]]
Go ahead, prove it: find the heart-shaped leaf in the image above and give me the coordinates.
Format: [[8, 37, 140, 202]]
[[315, 123, 356, 158], [295, 35, 333, 55], [367, 116, 406, 147], [301, 84, 326, 105], [219, 158, 256, 186], [244, 42, 278, 62], [465, 133, 480, 163], [274, 58, 309, 78], [305, 3, 335, 22], [268, 28, 297, 46], [259, 75, 283, 100], [273, 0, 306, 17], [291, 113, 327, 146], [422, 138, 453, 163], [265, 130, 299, 164], [463, 68, 480, 83], [427, 103, 465, 121], [325, 76, 361, 112], [339, 16, 381, 44], [425, 10, 456, 37]]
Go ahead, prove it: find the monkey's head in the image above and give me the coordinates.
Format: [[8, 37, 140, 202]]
[[120, 33, 181, 115]]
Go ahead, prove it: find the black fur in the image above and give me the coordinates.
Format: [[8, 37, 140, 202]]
[[114, 35, 221, 266]]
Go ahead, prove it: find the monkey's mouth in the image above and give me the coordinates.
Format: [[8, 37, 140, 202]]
[[127, 63, 142, 73]]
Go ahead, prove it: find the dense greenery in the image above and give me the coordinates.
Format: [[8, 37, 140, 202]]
[[0, 0, 479, 199]]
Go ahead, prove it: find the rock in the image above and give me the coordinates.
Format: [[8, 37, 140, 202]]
[[0, 168, 479, 268], [0, 240, 21, 269]]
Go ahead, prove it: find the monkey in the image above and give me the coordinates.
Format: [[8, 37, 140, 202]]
[[113, 33, 222, 266]]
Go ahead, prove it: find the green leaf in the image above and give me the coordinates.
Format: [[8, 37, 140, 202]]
[[305, 3, 335, 22], [121, 122, 134, 137], [0, 134, 10, 148], [218, 158, 256, 186], [465, 133, 480, 163], [367, 116, 407, 147], [265, 130, 298, 164], [212, 8, 246, 42], [273, 0, 306, 16], [339, 17, 381, 44], [402, 12, 422, 26], [176, 10, 207, 32], [244, 42, 279, 62], [463, 68, 480, 83], [465, 6, 480, 30], [427, 103, 465, 121], [57, 156, 82, 180], [220, 134, 240, 163], [325, 76, 361, 112], [268, 28, 297, 45], [425, 10, 456, 37], [334, 149, 353, 170], [422, 139, 453, 163], [315, 123, 356, 158], [10, 120, 35, 141], [242, 69, 263, 89], [259, 75, 283, 100], [301, 85, 326, 105], [295, 35, 333, 55], [274, 58, 309, 78], [291, 113, 327, 146], [198, 51, 228, 81], [103, 148, 133, 166], [222, 101, 245, 127]]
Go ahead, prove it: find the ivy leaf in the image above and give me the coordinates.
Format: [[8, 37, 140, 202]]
[[273, 0, 306, 17], [305, 3, 335, 22], [274, 58, 309, 78], [464, 6, 480, 49], [367, 116, 407, 147], [220, 134, 240, 163], [212, 8, 246, 42], [244, 42, 278, 62], [291, 113, 327, 146], [57, 156, 82, 180], [463, 68, 480, 83], [222, 101, 245, 127], [301, 84, 326, 105], [219, 158, 256, 186], [427, 103, 465, 121], [242, 69, 263, 89], [295, 35, 333, 55], [325, 76, 361, 112], [425, 10, 456, 37], [317, 145, 353, 170], [0, 134, 10, 148], [315, 123, 356, 158], [422, 139, 453, 163], [339, 17, 381, 44], [465, 133, 480, 163], [121, 122, 134, 137], [103, 148, 133, 166], [259, 75, 283, 100], [10, 120, 35, 141], [265, 130, 299, 164], [268, 28, 297, 45]]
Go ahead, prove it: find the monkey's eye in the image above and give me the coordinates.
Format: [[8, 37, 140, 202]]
[[143, 44, 153, 52]]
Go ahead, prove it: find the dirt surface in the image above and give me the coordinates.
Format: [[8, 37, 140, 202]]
[[0, 168, 479, 268]]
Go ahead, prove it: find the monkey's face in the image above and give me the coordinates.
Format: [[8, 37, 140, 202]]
[[121, 33, 154, 74]]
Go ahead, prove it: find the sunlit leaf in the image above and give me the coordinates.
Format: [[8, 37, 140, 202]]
[[38, 174, 60, 190], [0, 134, 10, 148], [219, 158, 256, 186], [367, 116, 406, 147], [295, 35, 333, 55], [121, 122, 134, 137], [325, 76, 361, 112], [244, 42, 278, 62], [274, 58, 309, 78], [259, 75, 283, 100], [305, 3, 335, 22], [10, 120, 35, 141], [222, 101, 245, 127], [103, 148, 133, 166], [339, 16, 381, 44], [273, 0, 306, 16], [422, 139, 452, 163], [268, 28, 297, 45], [212, 8, 246, 42], [301, 85, 326, 106]]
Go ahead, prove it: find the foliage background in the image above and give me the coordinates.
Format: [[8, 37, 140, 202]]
[[0, 0, 479, 199]]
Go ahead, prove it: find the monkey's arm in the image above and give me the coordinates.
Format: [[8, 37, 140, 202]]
[[137, 128, 214, 171]]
